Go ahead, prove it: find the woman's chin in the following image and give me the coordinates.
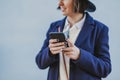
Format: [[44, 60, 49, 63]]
[[61, 12, 67, 16]]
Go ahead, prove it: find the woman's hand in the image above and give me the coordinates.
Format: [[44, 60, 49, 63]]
[[62, 39, 80, 60], [49, 39, 65, 55]]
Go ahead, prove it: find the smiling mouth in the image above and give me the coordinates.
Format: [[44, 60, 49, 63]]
[[60, 7, 65, 12]]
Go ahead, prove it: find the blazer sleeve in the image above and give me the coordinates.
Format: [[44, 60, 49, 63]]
[[36, 23, 59, 69], [72, 26, 112, 78]]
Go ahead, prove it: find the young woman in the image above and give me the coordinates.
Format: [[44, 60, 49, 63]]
[[36, 0, 112, 80]]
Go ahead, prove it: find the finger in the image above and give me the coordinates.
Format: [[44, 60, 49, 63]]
[[66, 39, 74, 47], [52, 42, 65, 47], [63, 52, 76, 60], [49, 39, 58, 43], [50, 46, 65, 51], [62, 47, 73, 52], [63, 51, 73, 55], [49, 41, 64, 48], [51, 49, 62, 54], [65, 54, 74, 59]]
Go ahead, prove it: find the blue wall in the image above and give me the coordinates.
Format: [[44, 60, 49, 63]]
[[0, 0, 120, 80]]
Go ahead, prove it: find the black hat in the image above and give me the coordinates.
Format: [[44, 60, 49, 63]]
[[86, 0, 96, 12], [57, 0, 96, 12]]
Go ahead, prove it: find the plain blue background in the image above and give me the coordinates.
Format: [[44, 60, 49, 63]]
[[0, 0, 120, 80]]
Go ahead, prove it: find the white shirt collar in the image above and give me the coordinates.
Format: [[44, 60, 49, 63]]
[[64, 14, 86, 30]]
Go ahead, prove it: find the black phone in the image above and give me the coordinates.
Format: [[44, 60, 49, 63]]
[[49, 32, 66, 42], [49, 32, 69, 47]]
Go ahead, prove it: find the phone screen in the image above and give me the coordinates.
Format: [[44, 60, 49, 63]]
[[49, 32, 66, 42]]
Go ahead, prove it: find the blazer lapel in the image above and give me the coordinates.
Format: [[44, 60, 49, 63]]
[[55, 17, 67, 32], [75, 13, 95, 47]]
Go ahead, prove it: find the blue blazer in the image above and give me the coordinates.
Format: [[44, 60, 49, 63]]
[[36, 13, 111, 80]]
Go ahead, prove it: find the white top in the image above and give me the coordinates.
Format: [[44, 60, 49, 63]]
[[59, 14, 86, 80]]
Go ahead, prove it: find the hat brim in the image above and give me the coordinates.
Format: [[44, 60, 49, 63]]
[[86, 1, 96, 12]]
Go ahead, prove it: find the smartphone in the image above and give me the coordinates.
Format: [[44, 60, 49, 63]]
[[49, 32, 69, 47], [49, 32, 66, 42]]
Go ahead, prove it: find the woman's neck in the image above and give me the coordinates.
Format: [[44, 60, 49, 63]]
[[67, 13, 84, 27]]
